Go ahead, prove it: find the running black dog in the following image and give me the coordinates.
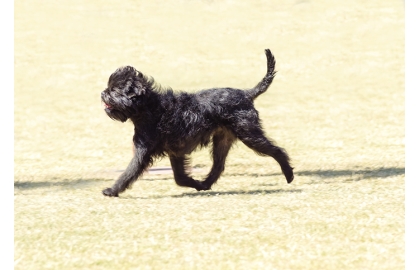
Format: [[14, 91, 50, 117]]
[[101, 49, 294, 197]]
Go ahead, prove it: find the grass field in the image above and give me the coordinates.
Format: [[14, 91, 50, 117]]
[[14, 0, 404, 269]]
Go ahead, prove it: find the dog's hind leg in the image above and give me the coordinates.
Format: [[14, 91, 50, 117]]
[[169, 155, 207, 191], [200, 128, 236, 190], [234, 125, 294, 184]]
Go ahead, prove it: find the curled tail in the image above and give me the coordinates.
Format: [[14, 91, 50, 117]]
[[246, 49, 277, 100]]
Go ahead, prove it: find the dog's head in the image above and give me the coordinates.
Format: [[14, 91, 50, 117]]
[[101, 66, 152, 122]]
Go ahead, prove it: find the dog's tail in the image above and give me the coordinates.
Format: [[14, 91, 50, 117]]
[[246, 49, 277, 100]]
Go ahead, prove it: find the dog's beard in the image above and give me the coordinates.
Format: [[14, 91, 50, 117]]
[[101, 92, 135, 122], [104, 106, 129, 122]]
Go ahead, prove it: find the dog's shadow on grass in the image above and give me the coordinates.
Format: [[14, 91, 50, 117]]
[[223, 166, 405, 181], [14, 178, 102, 190], [296, 167, 405, 182], [14, 166, 404, 191], [125, 188, 303, 200]]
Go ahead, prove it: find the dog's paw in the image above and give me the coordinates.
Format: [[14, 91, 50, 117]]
[[284, 167, 294, 184], [287, 174, 294, 184], [102, 188, 119, 197], [195, 181, 211, 191]]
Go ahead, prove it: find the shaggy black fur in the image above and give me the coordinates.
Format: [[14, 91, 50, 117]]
[[101, 49, 294, 197]]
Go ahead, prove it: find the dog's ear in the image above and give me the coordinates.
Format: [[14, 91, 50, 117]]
[[119, 67, 148, 98], [132, 71, 153, 97], [126, 79, 146, 98]]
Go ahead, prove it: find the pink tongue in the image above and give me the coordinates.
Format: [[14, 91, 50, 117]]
[[105, 103, 112, 109]]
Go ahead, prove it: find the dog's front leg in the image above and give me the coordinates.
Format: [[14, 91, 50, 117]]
[[102, 148, 152, 197]]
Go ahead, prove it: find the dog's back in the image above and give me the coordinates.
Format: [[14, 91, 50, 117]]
[[194, 48, 277, 120]]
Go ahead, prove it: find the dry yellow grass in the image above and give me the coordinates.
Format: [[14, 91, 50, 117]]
[[15, 0, 404, 269]]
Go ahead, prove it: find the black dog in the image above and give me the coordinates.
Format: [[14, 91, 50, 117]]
[[101, 49, 294, 197]]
